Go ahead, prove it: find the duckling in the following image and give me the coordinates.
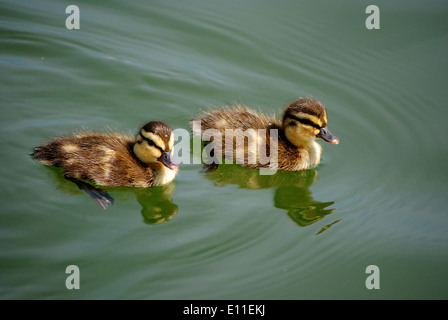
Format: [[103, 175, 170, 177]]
[[191, 97, 339, 171], [32, 121, 178, 208]]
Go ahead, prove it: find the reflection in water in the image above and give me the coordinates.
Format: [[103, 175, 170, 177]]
[[203, 164, 339, 233], [274, 185, 335, 227], [135, 185, 178, 225], [41, 166, 178, 225]]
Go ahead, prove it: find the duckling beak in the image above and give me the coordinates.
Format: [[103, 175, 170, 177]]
[[158, 151, 179, 170], [317, 127, 339, 144]]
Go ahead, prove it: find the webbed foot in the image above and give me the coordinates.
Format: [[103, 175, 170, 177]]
[[65, 175, 114, 209]]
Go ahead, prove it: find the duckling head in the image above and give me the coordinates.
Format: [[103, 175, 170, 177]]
[[282, 97, 339, 147], [133, 121, 179, 170]]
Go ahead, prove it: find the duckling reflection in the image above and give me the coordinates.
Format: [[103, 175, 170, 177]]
[[203, 164, 338, 230], [135, 185, 178, 225], [41, 166, 178, 225]]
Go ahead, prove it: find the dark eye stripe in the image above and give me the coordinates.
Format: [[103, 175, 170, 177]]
[[288, 114, 321, 130], [140, 135, 164, 153]]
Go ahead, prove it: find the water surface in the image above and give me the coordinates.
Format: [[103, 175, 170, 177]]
[[1, 0, 448, 299]]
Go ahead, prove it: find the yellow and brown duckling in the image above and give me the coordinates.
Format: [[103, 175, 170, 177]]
[[191, 97, 339, 171], [32, 121, 178, 208]]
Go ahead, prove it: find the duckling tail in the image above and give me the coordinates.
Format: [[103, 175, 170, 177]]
[[31, 144, 58, 165], [30, 146, 43, 159]]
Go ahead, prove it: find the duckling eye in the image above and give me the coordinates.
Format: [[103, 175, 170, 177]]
[[288, 115, 321, 130], [146, 139, 156, 147], [289, 121, 297, 127], [141, 135, 164, 152]]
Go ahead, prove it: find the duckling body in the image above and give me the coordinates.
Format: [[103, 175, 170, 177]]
[[33, 121, 178, 187], [32, 121, 178, 208], [191, 97, 338, 171]]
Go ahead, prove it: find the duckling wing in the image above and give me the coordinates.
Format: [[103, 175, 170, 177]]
[[191, 105, 277, 132], [191, 105, 281, 167]]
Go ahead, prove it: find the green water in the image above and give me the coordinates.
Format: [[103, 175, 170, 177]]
[[1, 0, 448, 299]]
